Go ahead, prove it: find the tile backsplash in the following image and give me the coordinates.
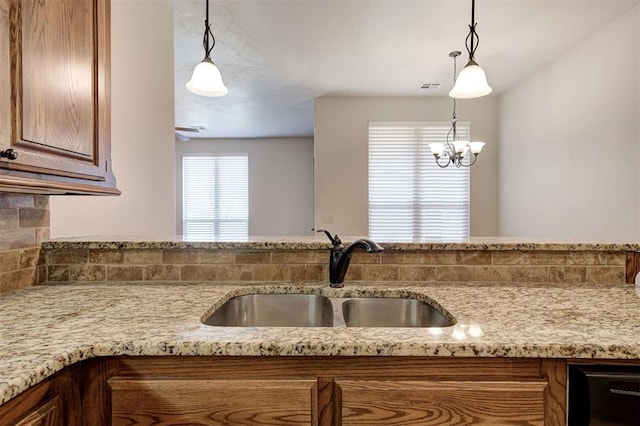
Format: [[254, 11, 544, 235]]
[[42, 247, 627, 285], [0, 194, 49, 292]]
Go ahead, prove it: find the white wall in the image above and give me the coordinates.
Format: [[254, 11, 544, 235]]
[[499, 6, 639, 241], [176, 138, 314, 235], [50, 0, 176, 238], [314, 96, 499, 237]]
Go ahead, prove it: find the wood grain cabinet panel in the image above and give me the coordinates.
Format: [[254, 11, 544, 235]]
[[14, 396, 60, 426], [108, 378, 318, 426], [336, 379, 547, 426], [0, 0, 118, 195]]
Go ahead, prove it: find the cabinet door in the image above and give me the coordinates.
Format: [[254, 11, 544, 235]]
[[13, 397, 60, 426], [0, 0, 117, 193], [108, 378, 318, 426], [336, 379, 547, 425]]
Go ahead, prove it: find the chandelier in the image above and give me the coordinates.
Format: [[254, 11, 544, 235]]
[[449, 0, 492, 99], [429, 51, 486, 168], [186, 0, 228, 97]]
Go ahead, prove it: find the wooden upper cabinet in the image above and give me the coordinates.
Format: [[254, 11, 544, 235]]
[[0, 0, 119, 195]]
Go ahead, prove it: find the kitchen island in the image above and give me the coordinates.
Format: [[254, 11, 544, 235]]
[[1, 238, 639, 424]]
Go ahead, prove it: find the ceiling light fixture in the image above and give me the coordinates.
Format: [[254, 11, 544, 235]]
[[186, 0, 228, 97], [429, 51, 486, 168], [449, 0, 492, 99]]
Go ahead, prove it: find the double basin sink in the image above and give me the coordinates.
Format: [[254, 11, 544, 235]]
[[202, 293, 456, 328]]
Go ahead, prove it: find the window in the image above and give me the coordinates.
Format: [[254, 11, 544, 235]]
[[368, 122, 470, 242], [182, 155, 249, 240]]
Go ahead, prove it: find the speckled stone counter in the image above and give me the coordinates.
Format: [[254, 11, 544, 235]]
[[42, 235, 640, 251], [1, 281, 639, 405]]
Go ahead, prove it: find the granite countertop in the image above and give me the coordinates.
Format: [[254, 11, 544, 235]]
[[1, 281, 640, 405], [41, 235, 640, 251]]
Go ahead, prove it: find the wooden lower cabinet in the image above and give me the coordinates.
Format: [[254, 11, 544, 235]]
[[108, 378, 318, 425], [0, 367, 81, 426], [95, 357, 565, 426], [0, 357, 568, 425], [337, 379, 547, 425]]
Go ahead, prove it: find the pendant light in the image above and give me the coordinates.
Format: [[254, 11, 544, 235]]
[[449, 0, 492, 99], [186, 0, 228, 97], [429, 51, 486, 168]]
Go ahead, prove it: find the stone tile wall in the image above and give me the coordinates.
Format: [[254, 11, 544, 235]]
[[42, 248, 628, 285], [0, 194, 49, 292]]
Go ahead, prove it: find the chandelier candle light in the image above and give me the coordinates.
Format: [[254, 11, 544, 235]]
[[449, 0, 492, 99], [429, 51, 486, 168], [186, 0, 228, 97]]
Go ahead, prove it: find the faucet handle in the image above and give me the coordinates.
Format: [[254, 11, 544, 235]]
[[313, 228, 342, 247]]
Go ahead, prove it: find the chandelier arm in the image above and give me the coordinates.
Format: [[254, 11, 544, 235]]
[[435, 154, 452, 168], [459, 153, 478, 168]]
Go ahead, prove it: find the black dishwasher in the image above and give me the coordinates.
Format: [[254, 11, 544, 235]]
[[568, 365, 640, 425]]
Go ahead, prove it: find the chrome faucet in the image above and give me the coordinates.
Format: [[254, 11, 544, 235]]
[[316, 229, 384, 288]]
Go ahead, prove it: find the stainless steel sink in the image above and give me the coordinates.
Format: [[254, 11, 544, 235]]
[[342, 297, 455, 327], [203, 294, 334, 327], [202, 293, 455, 328]]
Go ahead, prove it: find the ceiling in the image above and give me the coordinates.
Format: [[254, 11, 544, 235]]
[[173, 0, 639, 139]]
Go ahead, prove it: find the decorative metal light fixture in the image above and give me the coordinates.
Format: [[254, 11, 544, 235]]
[[449, 0, 492, 99], [186, 0, 228, 97], [429, 51, 486, 168]]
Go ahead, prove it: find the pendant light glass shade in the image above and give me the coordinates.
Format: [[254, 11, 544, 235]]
[[449, 60, 492, 99], [186, 58, 228, 97]]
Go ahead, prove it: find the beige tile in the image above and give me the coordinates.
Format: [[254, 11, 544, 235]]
[[549, 266, 586, 283], [49, 249, 88, 265], [34, 195, 49, 208], [0, 194, 34, 208], [509, 266, 549, 283], [252, 265, 290, 281], [197, 251, 235, 264], [47, 265, 69, 282], [36, 227, 50, 245], [435, 266, 474, 282], [272, 250, 328, 264], [0, 250, 19, 273], [124, 249, 162, 264], [235, 252, 272, 264], [181, 265, 220, 281], [106, 266, 144, 281], [89, 249, 124, 264], [344, 265, 363, 281], [456, 251, 492, 265], [363, 265, 399, 281], [19, 208, 50, 228], [19, 248, 40, 269], [181, 265, 253, 281], [565, 251, 626, 266], [70, 265, 107, 282], [350, 251, 381, 264], [398, 266, 436, 282], [382, 251, 456, 265], [290, 264, 326, 281], [586, 267, 625, 284], [491, 252, 533, 265], [145, 265, 180, 281], [37, 265, 47, 285], [0, 268, 36, 292], [0, 228, 36, 250], [162, 250, 201, 264], [473, 266, 512, 282], [0, 208, 19, 228]]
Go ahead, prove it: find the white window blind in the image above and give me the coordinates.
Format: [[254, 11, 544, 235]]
[[368, 122, 470, 242], [182, 155, 248, 240]]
